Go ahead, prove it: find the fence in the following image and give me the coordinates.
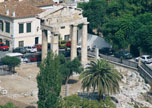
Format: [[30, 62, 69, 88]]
[[0, 65, 12, 75], [100, 54, 138, 69], [100, 54, 152, 84]]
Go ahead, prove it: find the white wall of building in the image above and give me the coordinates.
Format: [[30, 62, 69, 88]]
[[59, 25, 70, 40], [13, 17, 42, 48]]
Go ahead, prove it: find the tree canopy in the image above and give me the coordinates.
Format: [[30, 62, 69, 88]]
[[79, 0, 152, 54]]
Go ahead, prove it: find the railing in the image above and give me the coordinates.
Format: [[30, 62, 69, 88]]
[[100, 54, 138, 69], [0, 65, 12, 75], [141, 62, 152, 76], [100, 54, 152, 84]]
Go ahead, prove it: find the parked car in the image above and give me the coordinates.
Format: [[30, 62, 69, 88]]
[[66, 40, 71, 48], [13, 47, 27, 54], [59, 40, 67, 49], [135, 55, 152, 64], [0, 42, 9, 51], [59, 49, 80, 57], [26, 54, 41, 62], [35, 44, 42, 51], [99, 47, 114, 55], [114, 50, 133, 59], [24, 46, 37, 53]]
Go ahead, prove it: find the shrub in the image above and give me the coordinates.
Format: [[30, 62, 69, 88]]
[[1, 56, 21, 72]]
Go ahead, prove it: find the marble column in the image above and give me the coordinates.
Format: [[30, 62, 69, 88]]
[[42, 29, 48, 60], [71, 24, 78, 61], [51, 33, 59, 55], [81, 22, 88, 65]]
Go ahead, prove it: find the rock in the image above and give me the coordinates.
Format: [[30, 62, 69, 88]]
[[1, 89, 7, 95], [28, 75, 32, 79], [23, 93, 28, 97], [31, 90, 38, 97], [126, 104, 134, 108]]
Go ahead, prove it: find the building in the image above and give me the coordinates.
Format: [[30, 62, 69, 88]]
[[0, 0, 57, 50], [0, 1, 45, 50], [0, 0, 83, 50]]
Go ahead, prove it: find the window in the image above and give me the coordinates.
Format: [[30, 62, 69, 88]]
[[61, 26, 65, 29], [19, 23, 24, 33], [64, 35, 70, 41], [5, 22, 10, 33], [0, 20, 3, 31], [26, 23, 31, 33], [19, 41, 24, 47]]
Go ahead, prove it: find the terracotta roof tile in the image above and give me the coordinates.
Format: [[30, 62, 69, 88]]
[[22, 0, 55, 7], [0, 1, 44, 18]]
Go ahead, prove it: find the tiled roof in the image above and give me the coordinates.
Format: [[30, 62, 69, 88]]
[[22, 0, 55, 7], [0, 1, 44, 18]]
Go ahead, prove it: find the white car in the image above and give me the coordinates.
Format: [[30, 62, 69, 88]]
[[24, 46, 37, 53], [6, 53, 29, 63], [136, 55, 152, 64]]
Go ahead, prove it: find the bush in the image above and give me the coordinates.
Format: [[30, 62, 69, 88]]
[[0, 102, 18, 108], [59, 95, 116, 108], [1, 56, 21, 72]]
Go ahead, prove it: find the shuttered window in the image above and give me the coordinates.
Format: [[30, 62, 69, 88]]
[[19, 23, 24, 33], [26, 23, 31, 33]]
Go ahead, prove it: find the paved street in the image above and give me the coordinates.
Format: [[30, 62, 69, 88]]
[[147, 64, 152, 70]]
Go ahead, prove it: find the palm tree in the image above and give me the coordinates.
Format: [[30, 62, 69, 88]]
[[80, 59, 122, 100]]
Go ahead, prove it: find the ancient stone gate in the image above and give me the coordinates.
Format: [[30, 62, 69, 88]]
[[37, 6, 89, 64]]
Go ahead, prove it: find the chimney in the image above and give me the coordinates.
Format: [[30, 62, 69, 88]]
[[12, 11, 15, 17], [6, 9, 9, 15]]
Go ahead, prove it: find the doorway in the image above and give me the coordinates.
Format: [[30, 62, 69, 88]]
[[35, 37, 39, 45]]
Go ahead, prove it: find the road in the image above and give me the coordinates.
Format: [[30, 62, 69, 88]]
[[147, 63, 152, 70]]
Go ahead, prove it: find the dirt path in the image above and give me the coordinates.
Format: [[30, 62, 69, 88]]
[[0, 63, 82, 108]]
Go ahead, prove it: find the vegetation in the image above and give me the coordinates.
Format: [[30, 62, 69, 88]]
[[37, 52, 62, 108], [59, 54, 83, 96], [59, 95, 116, 108], [80, 59, 122, 100], [78, 0, 152, 55], [1, 56, 21, 72], [0, 102, 18, 108]]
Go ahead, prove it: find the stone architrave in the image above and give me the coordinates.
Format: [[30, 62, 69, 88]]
[[81, 22, 88, 64], [71, 24, 78, 61], [51, 33, 59, 55], [42, 30, 48, 60]]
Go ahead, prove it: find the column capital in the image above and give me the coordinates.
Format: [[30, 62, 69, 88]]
[[83, 22, 89, 25], [71, 24, 78, 27]]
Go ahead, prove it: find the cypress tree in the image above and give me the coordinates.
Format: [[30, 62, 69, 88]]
[[37, 52, 62, 108]]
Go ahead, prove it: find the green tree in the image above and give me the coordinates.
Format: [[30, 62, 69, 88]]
[[0, 102, 18, 108], [80, 59, 122, 100], [37, 52, 62, 108], [78, 0, 107, 34], [59, 57, 83, 96], [1, 56, 21, 73]]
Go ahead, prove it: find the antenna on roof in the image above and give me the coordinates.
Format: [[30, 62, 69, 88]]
[[6, 9, 9, 15], [12, 11, 15, 17]]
